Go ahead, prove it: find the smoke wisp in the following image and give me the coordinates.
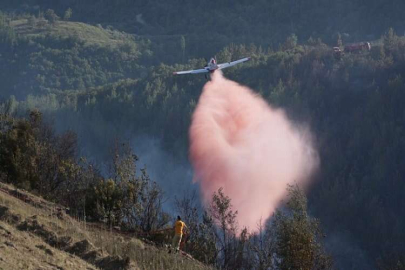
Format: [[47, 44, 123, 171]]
[[189, 71, 318, 233]]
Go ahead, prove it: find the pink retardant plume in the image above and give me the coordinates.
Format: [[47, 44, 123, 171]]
[[189, 71, 319, 233]]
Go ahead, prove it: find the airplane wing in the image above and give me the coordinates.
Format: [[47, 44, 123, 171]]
[[173, 68, 209, 75], [217, 57, 251, 70]]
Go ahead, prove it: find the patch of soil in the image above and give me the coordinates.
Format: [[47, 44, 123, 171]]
[[66, 239, 139, 270], [36, 244, 54, 256], [4, 241, 17, 250], [82, 249, 104, 264], [0, 206, 21, 224], [17, 217, 58, 246], [66, 239, 95, 256], [54, 236, 73, 250], [96, 255, 139, 270], [0, 224, 12, 236]]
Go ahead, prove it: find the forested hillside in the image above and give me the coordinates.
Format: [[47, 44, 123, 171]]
[[1, 2, 405, 269], [1, 0, 405, 58]]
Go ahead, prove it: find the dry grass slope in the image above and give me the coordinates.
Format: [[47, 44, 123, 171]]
[[0, 182, 213, 270]]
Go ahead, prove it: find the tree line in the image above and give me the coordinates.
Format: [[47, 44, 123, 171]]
[[1, 0, 405, 54]]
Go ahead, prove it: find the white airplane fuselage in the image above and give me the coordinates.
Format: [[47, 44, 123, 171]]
[[205, 58, 219, 72], [173, 56, 250, 76]]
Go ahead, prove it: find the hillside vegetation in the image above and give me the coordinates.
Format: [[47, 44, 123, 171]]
[[0, 2, 405, 269], [0, 110, 333, 269], [0, 12, 150, 99], [2, 0, 405, 52], [0, 182, 212, 270], [10, 19, 135, 48]]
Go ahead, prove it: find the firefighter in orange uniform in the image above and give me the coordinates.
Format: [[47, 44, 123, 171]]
[[169, 216, 187, 253]]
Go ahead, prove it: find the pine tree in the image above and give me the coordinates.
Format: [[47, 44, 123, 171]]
[[64, 8, 73, 21]]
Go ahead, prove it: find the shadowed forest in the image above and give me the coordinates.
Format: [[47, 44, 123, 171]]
[[1, 1, 405, 269]]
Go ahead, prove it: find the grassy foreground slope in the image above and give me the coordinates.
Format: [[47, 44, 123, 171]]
[[0, 182, 212, 270]]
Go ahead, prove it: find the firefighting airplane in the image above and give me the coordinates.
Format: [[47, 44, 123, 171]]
[[173, 57, 251, 75]]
